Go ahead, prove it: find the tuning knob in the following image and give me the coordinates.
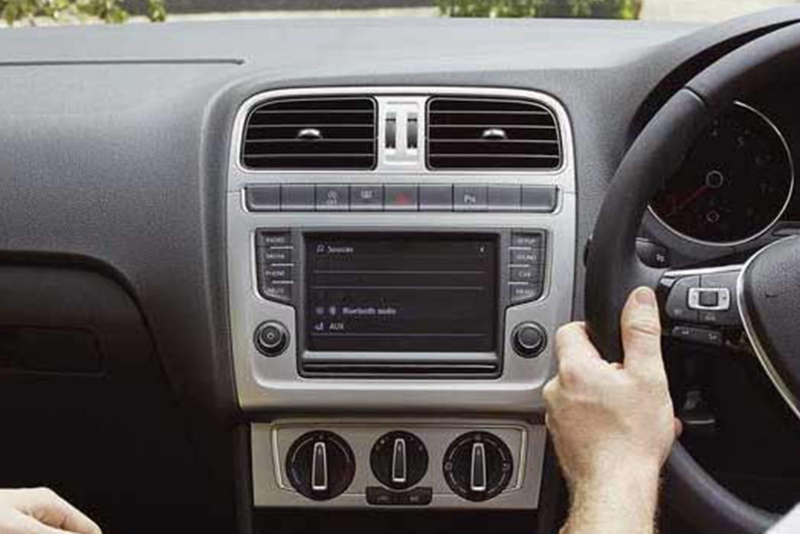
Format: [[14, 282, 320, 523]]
[[443, 431, 513, 502], [285, 431, 355, 501], [370, 431, 429, 490]]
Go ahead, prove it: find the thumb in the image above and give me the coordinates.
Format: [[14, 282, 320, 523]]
[[620, 286, 664, 376]]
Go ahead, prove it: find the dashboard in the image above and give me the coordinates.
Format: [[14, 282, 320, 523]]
[[2, 9, 800, 534]]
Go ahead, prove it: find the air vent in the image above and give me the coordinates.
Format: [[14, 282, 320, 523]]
[[427, 97, 561, 170], [242, 96, 377, 170]]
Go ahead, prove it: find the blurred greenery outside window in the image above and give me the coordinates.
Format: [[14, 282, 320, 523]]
[[437, 0, 642, 19], [1, 0, 166, 25]]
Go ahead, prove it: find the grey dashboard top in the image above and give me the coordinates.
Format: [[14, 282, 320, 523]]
[[1, 8, 800, 424]]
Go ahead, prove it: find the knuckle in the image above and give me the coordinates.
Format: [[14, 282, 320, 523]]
[[624, 316, 661, 338], [557, 360, 582, 387]]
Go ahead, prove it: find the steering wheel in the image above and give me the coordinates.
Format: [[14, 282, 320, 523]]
[[585, 24, 800, 534]]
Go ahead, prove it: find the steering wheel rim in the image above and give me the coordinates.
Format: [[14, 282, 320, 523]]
[[585, 24, 800, 534]]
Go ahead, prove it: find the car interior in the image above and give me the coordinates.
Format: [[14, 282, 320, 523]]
[[2, 5, 800, 534]]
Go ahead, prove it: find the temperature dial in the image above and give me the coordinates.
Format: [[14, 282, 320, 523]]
[[443, 431, 513, 502], [285, 431, 355, 501], [370, 431, 429, 490]]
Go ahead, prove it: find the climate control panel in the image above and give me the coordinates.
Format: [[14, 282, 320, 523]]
[[251, 419, 546, 510]]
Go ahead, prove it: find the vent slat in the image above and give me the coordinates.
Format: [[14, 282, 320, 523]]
[[427, 96, 562, 170], [242, 96, 377, 170]]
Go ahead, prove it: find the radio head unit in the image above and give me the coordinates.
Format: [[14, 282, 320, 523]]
[[253, 228, 547, 378]]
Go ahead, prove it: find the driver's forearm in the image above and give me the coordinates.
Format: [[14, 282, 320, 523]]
[[560, 465, 661, 534]]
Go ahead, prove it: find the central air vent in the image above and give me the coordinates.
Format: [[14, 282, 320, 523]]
[[242, 96, 377, 170], [427, 97, 561, 170]]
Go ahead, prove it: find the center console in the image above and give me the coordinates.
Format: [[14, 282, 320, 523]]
[[226, 87, 575, 510]]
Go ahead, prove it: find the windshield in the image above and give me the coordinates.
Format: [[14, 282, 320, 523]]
[[0, 0, 795, 27]]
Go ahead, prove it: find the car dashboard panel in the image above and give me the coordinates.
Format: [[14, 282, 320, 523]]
[[2, 10, 800, 534]]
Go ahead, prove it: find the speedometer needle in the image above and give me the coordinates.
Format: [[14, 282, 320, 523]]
[[669, 185, 709, 217]]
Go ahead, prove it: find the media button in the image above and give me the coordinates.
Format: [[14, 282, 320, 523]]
[[316, 185, 349, 211], [385, 184, 418, 211], [351, 185, 384, 211], [419, 184, 453, 211], [259, 248, 291, 264], [454, 185, 487, 211]]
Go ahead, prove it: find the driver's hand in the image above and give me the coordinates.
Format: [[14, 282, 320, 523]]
[[544, 287, 680, 534], [0, 488, 102, 534]]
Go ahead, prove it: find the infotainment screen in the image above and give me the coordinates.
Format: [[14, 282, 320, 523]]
[[305, 233, 497, 353]]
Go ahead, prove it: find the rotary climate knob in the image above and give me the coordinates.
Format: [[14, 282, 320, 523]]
[[370, 431, 429, 490], [285, 431, 355, 501], [443, 431, 513, 502]]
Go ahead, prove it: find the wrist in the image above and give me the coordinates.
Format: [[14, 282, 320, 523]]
[[563, 462, 662, 534]]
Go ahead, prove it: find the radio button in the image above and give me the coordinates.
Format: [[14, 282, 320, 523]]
[[454, 185, 487, 212], [257, 231, 291, 247], [488, 185, 521, 212], [316, 185, 349, 211], [351, 185, 384, 211], [385, 184, 418, 211], [419, 184, 453, 211], [281, 184, 315, 211]]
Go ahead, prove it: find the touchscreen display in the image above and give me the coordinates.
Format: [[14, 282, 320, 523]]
[[305, 234, 497, 352]]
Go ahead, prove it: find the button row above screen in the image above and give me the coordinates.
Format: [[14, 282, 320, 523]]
[[245, 184, 559, 213]]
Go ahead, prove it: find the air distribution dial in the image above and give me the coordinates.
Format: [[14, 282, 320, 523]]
[[370, 431, 429, 490], [285, 431, 355, 501], [443, 431, 513, 502]]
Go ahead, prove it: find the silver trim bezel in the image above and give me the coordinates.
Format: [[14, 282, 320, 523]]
[[737, 238, 800, 420], [648, 101, 795, 248]]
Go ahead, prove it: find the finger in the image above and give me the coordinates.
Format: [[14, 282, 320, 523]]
[[554, 322, 601, 364], [620, 287, 664, 376], [18, 489, 101, 534], [14, 512, 94, 534], [675, 418, 683, 438]]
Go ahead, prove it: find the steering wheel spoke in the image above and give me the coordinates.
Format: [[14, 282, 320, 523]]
[[658, 265, 743, 347]]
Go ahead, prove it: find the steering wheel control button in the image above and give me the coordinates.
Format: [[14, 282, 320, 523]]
[[636, 239, 671, 268], [698, 271, 742, 326], [419, 184, 454, 211], [521, 185, 558, 213], [255, 230, 295, 304], [665, 275, 700, 322], [512, 322, 547, 358], [316, 184, 350, 211], [443, 431, 513, 502], [671, 326, 723, 347], [454, 184, 488, 212], [254, 321, 289, 357], [286, 431, 356, 501], [488, 185, 522, 212], [246, 185, 281, 212], [350, 185, 384, 211], [508, 231, 547, 304], [371, 431, 428, 490], [385, 184, 419, 211], [688, 288, 730, 311]]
